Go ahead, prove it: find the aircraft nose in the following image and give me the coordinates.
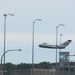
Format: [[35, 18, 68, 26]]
[[39, 44, 41, 47]]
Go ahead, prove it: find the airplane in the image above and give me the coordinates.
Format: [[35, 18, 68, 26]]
[[39, 40, 72, 49]]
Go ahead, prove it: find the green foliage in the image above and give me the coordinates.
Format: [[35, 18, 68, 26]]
[[39, 61, 51, 69], [5, 61, 54, 70], [5, 61, 75, 71], [16, 63, 32, 69], [5, 63, 15, 70], [70, 61, 75, 65]]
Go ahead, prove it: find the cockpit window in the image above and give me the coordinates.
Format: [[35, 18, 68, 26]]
[[43, 43, 47, 44]]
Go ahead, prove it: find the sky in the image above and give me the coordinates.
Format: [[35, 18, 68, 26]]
[[0, 0, 75, 64]]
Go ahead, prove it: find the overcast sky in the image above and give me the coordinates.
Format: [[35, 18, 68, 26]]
[[0, 0, 75, 64]]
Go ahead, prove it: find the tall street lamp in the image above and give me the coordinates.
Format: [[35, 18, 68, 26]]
[[32, 19, 42, 75], [3, 13, 14, 75], [56, 24, 65, 74], [1, 49, 21, 75]]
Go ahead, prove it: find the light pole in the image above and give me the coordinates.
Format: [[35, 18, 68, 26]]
[[3, 13, 14, 75], [56, 24, 65, 74], [32, 19, 42, 75], [1, 49, 21, 75], [59, 34, 62, 52]]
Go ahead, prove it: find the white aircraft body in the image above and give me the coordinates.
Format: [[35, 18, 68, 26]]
[[39, 40, 72, 49]]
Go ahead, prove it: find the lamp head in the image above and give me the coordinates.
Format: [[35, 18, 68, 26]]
[[57, 24, 65, 28], [4, 13, 14, 18], [33, 19, 42, 23], [8, 13, 14, 16], [4, 13, 14, 17], [36, 19, 42, 21], [59, 24, 65, 26], [18, 49, 21, 51]]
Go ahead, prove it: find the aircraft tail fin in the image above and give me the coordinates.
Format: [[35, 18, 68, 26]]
[[60, 40, 72, 47]]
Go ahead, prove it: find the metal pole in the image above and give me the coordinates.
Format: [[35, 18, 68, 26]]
[[56, 24, 65, 75], [1, 49, 21, 75], [3, 14, 6, 75], [56, 26, 58, 71], [32, 19, 42, 75], [32, 22, 34, 75], [59, 34, 62, 52], [3, 13, 14, 75]]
